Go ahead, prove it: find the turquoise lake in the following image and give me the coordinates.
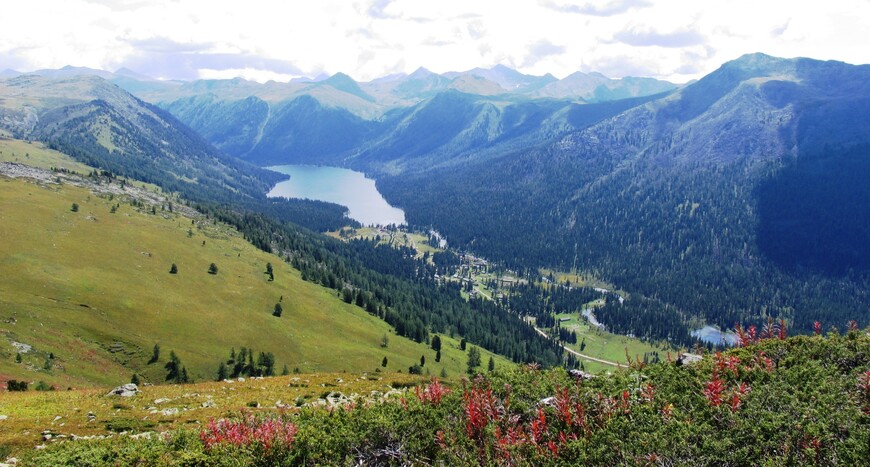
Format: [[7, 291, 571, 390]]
[[266, 165, 406, 226]]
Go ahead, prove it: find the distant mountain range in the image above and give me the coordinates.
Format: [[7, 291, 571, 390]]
[[0, 63, 680, 174]]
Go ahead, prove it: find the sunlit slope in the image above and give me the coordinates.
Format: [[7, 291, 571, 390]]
[[0, 166, 505, 388]]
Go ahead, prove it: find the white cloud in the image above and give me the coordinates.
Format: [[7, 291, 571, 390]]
[[0, 0, 867, 83]]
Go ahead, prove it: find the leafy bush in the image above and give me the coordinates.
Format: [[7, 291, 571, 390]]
[[21, 331, 870, 465]]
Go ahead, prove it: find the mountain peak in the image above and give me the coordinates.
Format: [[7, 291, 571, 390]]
[[408, 67, 435, 79], [722, 53, 795, 76], [317, 72, 375, 102]]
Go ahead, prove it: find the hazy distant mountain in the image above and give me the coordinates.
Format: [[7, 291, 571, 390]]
[[137, 65, 676, 170], [316, 72, 376, 102], [384, 67, 453, 98], [0, 69, 21, 79], [5, 65, 678, 157], [532, 71, 677, 101], [444, 64, 558, 92]]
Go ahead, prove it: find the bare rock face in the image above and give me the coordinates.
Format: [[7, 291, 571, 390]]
[[106, 383, 139, 397]]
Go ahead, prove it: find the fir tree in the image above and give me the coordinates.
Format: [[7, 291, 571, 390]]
[[431, 335, 442, 352], [148, 344, 160, 364], [466, 346, 481, 375]]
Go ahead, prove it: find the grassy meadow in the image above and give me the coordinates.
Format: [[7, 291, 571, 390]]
[[0, 162, 507, 391], [0, 371, 430, 458]]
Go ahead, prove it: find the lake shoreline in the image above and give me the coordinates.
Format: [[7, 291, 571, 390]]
[[266, 164, 406, 227]]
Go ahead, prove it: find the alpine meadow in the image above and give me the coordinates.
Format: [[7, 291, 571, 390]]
[[1, 1, 868, 465]]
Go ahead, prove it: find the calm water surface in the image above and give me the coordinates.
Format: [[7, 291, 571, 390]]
[[691, 325, 738, 346], [267, 165, 406, 226]]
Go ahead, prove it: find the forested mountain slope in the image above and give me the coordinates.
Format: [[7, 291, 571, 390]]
[[379, 54, 870, 339]]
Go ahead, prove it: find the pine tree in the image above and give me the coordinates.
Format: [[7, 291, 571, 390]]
[[431, 335, 442, 352], [460, 338, 467, 351], [420, 355, 426, 366], [169, 263, 178, 274], [266, 263, 274, 281], [208, 263, 218, 275], [435, 349, 441, 362], [488, 356, 495, 372], [70, 203, 79, 212], [466, 346, 481, 374], [148, 344, 160, 364], [131, 374, 140, 385], [217, 361, 228, 381], [382, 356, 388, 367], [165, 351, 181, 382], [281, 364, 290, 375], [273, 303, 283, 317]]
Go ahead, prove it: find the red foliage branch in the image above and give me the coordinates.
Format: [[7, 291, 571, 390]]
[[199, 413, 297, 452], [415, 378, 450, 405]]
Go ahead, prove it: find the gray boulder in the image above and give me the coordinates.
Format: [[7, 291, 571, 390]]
[[106, 383, 139, 397]]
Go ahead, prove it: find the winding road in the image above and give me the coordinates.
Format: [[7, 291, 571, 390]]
[[533, 326, 626, 368]]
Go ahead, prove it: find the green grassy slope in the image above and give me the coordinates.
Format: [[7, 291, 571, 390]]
[[0, 150, 508, 388]]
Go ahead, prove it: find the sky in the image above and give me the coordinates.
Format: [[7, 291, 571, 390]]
[[1, 0, 868, 83]]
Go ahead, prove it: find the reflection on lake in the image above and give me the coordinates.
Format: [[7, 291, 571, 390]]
[[267, 165, 406, 226]]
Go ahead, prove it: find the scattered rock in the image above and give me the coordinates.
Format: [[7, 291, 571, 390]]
[[0, 415, 8, 421], [237, 377, 245, 382], [10, 341, 32, 353], [569, 369, 595, 380], [538, 396, 556, 407], [160, 408, 179, 416], [676, 353, 703, 366], [201, 400, 215, 408], [153, 398, 171, 404], [106, 383, 139, 397], [86, 412, 96, 422]]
